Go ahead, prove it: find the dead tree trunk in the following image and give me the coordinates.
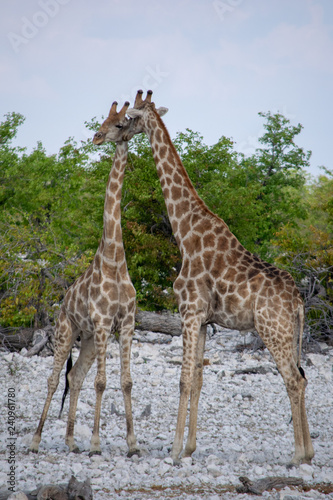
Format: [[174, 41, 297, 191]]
[[135, 310, 182, 336]]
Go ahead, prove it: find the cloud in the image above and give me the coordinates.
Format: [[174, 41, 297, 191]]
[[0, 58, 55, 99], [212, 1, 333, 76]]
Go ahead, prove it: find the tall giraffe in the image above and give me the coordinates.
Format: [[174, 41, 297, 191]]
[[97, 90, 314, 466], [30, 101, 139, 457]]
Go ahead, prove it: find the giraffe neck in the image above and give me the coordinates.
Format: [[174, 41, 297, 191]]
[[144, 111, 216, 254], [99, 141, 127, 261]]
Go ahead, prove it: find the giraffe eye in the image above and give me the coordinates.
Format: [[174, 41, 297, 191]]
[[115, 124, 123, 129]]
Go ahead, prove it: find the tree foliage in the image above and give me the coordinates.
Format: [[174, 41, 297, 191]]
[[1, 110, 331, 342], [272, 171, 333, 341]]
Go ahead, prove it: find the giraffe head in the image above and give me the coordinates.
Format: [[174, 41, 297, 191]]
[[123, 90, 168, 140], [94, 91, 168, 145], [93, 101, 130, 145]]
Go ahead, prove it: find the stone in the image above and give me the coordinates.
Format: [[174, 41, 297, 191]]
[[7, 492, 29, 500], [299, 463, 313, 479], [207, 463, 222, 477]]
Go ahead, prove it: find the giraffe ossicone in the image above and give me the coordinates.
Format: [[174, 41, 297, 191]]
[[30, 101, 139, 458]]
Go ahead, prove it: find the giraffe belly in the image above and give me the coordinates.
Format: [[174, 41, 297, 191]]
[[211, 310, 255, 332], [209, 290, 255, 332]]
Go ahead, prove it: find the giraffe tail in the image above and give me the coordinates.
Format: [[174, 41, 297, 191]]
[[296, 304, 305, 374], [58, 350, 73, 419]]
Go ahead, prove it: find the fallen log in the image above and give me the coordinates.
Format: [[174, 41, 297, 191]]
[[234, 365, 278, 376], [135, 310, 182, 336], [0, 328, 34, 352], [0, 476, 92, 500], [24, 325, 54, 357], [237, 475, 305, 495], [0, 311, 181, 355]]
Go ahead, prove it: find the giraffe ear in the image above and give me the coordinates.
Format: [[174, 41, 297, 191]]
[[126, 108, 144, 119], [156, 107, 168, 117]]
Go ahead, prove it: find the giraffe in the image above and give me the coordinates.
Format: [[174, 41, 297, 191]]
[[97, 90, 314, 467], [30, 101, 139, 457]]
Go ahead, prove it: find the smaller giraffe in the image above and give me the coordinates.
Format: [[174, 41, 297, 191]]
[[30, 101, 139, 457]]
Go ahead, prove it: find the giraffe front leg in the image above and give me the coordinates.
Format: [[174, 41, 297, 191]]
[[171, 319, 200, 464], [89, 333, 107, 456], [119, 322, 140, 457], [183, 325, 206, 458]]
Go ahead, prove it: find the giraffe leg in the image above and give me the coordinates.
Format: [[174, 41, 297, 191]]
[[119, 321, 139, 457], [283, 363, 308, 466], [30, 312, 73, 452], [268, 349, 312, 466], [183, 325, 207, 458], [171, 317, 201, 463], [299, 371, 314, 463], [89, 329, 108, 456], [65, 335, 96, 453]]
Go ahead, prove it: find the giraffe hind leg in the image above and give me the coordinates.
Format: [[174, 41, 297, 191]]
[[298, 366, 315, 464], [269, 351, 313, 466], [30, 313, 74, 452], [65, 335, 96, 453]]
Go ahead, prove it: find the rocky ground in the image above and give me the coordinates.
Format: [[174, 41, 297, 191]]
[[0, 327, 332, 499]]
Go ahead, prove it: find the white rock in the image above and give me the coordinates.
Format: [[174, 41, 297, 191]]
[[206, 454, 219, 465], [7, 492, 29, 500], [75, 424, 92, 439], [0, 328, 332, 499], [321, 469, 333, 483], [207, 463, 222, 477], [299, 463, 313, 479], [158, 461, 171, 475], [254, 465, 265, 475], [238, 453, 248, 463], [71, 462, 83, 475], [181, 456, 192, 466], [3, 353, 13, 362], [89, 454, 104, 465]]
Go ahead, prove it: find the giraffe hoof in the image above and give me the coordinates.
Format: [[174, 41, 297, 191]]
[[88, 450, 102, 457], [127, 448, 141, 458], [70, 446, 81, 454], [29, 448, 39, 454]]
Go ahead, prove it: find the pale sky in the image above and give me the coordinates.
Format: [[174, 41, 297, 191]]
[[1, 0, 333, 177]]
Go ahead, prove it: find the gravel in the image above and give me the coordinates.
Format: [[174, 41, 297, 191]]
[[1, 327, 332, 499]]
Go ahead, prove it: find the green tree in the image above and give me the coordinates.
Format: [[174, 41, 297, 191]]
[[0, 114, 98, 326], [175, 130, 263, 252], [272, 170, 333, 341], [0, 110, 318, 323], [247, 111, 311, 255]]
